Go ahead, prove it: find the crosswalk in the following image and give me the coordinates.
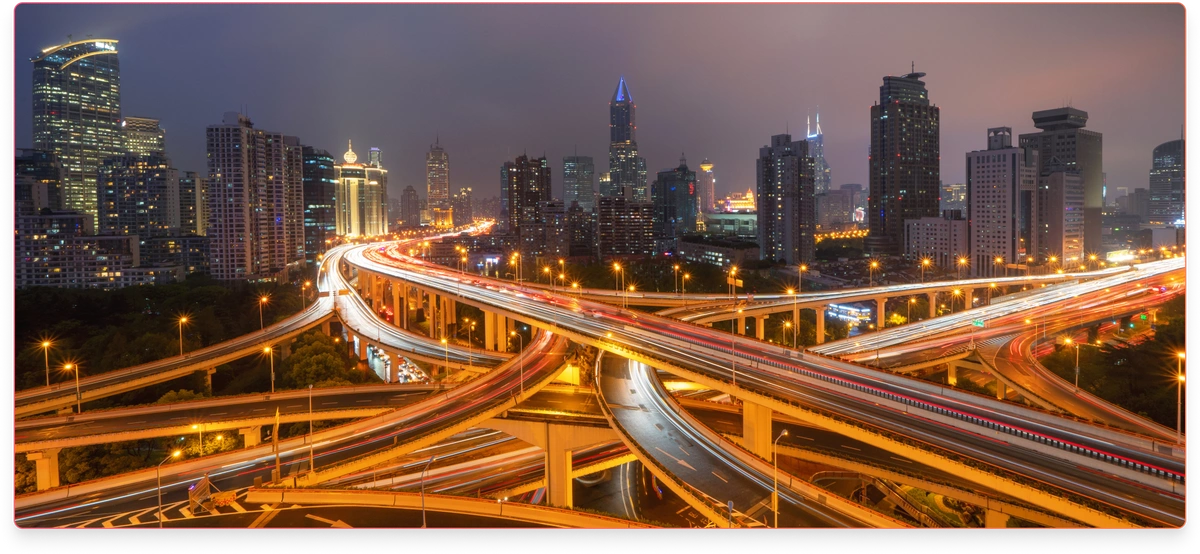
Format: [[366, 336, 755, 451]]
[[58, 488, 291, 529]]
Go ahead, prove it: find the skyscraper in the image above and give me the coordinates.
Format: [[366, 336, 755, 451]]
[[1038, 171, 1085, 264], [302, 146, 337, 263], [503, 154, 552, 255], [452, 187, 474, 227], [400, 185, 421, 227], [426, 139, 450, 210], [607, 77, 648, 201], [205, 112, 304, 282], [756, 133, 815, 265], [1018, 107, 1103, 253], [334, 141, 388, 237], [866, 70, 941, 255], [966, 127, 1039, 277], [123, 116, 165, 157], [179, 171, 207, 236], [807, 113, 832, 194], [651, 155, 699, 244], [697, 159, 716, 214], [97, 153, 180, 237], [1148, 139, 1184, 225], [562, 155, 596, 211], [597, 194, 654, 260], [32, 38, 122, 218]]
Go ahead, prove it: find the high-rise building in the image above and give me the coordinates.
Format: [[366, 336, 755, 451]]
[[720, 189, 757, 213], [756, 133, 815, 264], [807, 113, 832, 193], [697, 159, 716, 214], [14, 210, 167, 289], [96, 153, 180, 238], [32, 38, 122, 218], [598, 171, 614, 199], [651, 155, 699, 245], [1019, 107, 1103, 253], [16, 148, 64, 215], [179, 171, 207, 236], [1118, 188, 1152, 221], [540, 200, 570, 259], [122, 116, 165, 157], [205, 112, 304, 282], [1148, 139, 1184, 225], [597, 192, 654, 260], [966, 127, 1040, 277], [816, 189, 854, 230], [1038, 171, 1085, 265], [904, 212, 969, 269], [302, 146, 337, 262], [562, 155, 596, 211], [400, 185, 421, 227], [940, 182, 967, 214], [426, 139, 450, 210], [503, 154, 552, 255], [866, 70, 941, 255], [607, 77, 648, 201], [334, 141, 388, 237], [452, 187, 474, 227], [566, 201, 597, 260]]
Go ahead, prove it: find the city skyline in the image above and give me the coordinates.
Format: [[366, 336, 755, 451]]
[[13, 3, 1183, 201]]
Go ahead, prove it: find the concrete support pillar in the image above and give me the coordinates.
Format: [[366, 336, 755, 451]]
[[27, 448, 61, 491], [964, 289, 974, 310], [946, 363, 958, 387], [359, 338, 368, 361], [444, 297, 457, 327], [546, 429, 575, 508], [814, 306, 827, 345], [281, 342, 292, 360], [348, 333, 362, 360], [320, 320, 331, 336], [985, 510, 1011, 528], [201, 368, 216, 394], [741, 400, 774, 460], [875, 298, 886, 330], [755, 315, 766, 341], [240, 426, 262, 448], [736, 315, 746, 335], [928, 292, 937, 318], [996, 381, 1006, 400], [392, 284, 402, 328], [485, 311, 498, 351]]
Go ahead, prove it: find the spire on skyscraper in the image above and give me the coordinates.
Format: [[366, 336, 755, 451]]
[[612, 76, 632, 103], [344, 140, 357, 163]]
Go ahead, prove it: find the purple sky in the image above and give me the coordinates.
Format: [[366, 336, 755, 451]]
[[14, 3, 1184, 201]]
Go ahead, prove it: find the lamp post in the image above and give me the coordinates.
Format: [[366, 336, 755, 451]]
[[191, 423, 204, 455], [773, 429, 789, 528], [258, 295, 269, 330], [869, 260, 879, 288], [908, 297, 916, 324], [951, 289, 962, 313], [987, 283, 998, 304], [308, 384, 315, 473], [920, 258, 931, 283], [1177, 352, 1186, 444], [798, 264, 807, 293], [957, 257, 968, 280], [264, 346, 275, 393], [157, 450, 182, 528], [783, 321, 793, 347], [302, 281, 311, 310], [510, 331, 525, 396], [421, 455, 436, 528], [63, 362, 82, 413], [612, 263, 623, 304], [40, 340, 52, 387], [178, 316, 188, 356], [682, 274, 690, 308], [731, 309, 742, 389], [673, 264, 681, 295], [627, 285, 635, 309], [787, 288, 798, 347], [729, 265, 739, 299], [441, 338, 449, 375], [994, 256, 1005, 278], [1064, 338, 1081, 392]]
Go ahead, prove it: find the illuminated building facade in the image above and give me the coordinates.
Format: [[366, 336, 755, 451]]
[[205, 112, 304, 282], [756, 133, 815, 264], [302, 146, 337, 262], [607, 77, 648, 200], [122, 116, 165, 157], [808, 113, 832, 193], [32, 38, 123, 218], [334, 141, 388, 237], [426, 139, 450, 210], [867, 70, 941, 255]]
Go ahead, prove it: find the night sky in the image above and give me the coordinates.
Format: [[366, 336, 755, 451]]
[[14, 3, 1184, 201]]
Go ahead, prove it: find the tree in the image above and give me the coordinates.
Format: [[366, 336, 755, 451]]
[[156, 389, 207, 404]]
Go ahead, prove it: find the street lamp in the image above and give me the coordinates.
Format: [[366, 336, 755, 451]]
[[627, 285, 635, 309], [178, 316, 189, 356], [787, 288, 798, 347], [40, 340, 52, 387], [543, 266, 552, 286], [63, 362, 82, 413], [258, 295, 270, 330], [798, 264, 808, 293], [157, 449, 182, 528], [957, 257, 968, 280], [612, 262, 624, 300], [1177, 352, 1186, 444], [682, 274, 691, 308], [994, 256, 1004, 278], [263, 346, 275, 393], [729, 265, 739, 299], [773, 429, 789, 528], [302, 281, 312, 310], [192, 423, 204, 454], [441, 338, 449, 373], [869, 260, 880, 288], [908, 297, 916, 324], [308, 384, 315, 473], [510, 331, 525, 396], [951, 289, 962, 312], [673, 264, 681, 295], [920, 258, 931, 283]]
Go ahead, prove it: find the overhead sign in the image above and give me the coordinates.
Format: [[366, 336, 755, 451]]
[[727, 277, 743, 287], [972, 319, 985, 328]]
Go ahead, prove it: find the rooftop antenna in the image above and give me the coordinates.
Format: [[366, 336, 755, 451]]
[[66, 34, 73, 42], [911, 61, 915, 74]]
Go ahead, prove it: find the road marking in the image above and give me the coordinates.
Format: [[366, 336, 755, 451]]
[[711, 471, 728, 483], [654, 447, 696, 471], [229, 501, 247, 513], [125, 420, 146, 425], [211, 412, 227, 416], [793, 435, 814, 441], [840, 445, 861, 451], [248, 506, 281, 528], [321, 401, 337, 405], [252, 407, 266, 411], [305, 514, 352, 528], [889, 456, 912, 464], [355, 399, 371, 403], [260, 504, 275, 511], [169, 416, 185, 420]]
